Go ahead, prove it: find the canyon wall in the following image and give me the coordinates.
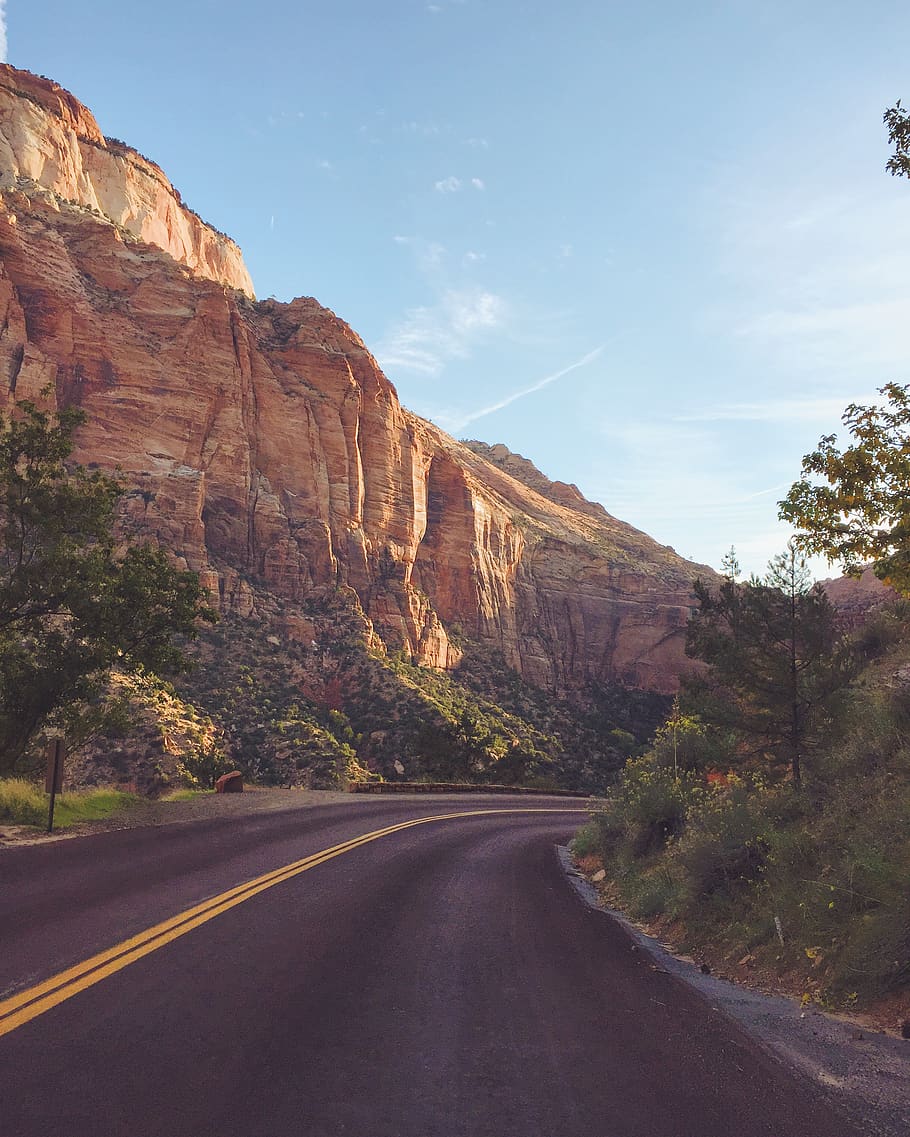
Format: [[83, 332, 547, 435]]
[[0, 66, 712, 697], [0, 65, 253, 295]]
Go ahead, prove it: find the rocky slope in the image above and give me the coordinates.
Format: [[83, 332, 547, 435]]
[[0, 64, 713, 707], [0, 65, 253, 295]]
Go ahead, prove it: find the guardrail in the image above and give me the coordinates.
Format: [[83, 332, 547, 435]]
[[347, 781, 583, 796]]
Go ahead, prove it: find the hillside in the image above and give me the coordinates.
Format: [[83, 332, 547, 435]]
[[0, 64, 714, 789]]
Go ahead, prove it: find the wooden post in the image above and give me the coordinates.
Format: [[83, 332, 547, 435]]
[[46, 737, 65, 833]]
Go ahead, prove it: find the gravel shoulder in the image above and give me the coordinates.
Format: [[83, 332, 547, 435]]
[[0, 787, 355, 847], [558, 846, 909, 1137]]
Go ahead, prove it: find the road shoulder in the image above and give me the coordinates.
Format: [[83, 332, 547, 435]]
[[556, 845, 909, 1137]]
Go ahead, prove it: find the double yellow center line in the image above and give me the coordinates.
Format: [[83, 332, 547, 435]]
[[0, 806, 588, 1039]]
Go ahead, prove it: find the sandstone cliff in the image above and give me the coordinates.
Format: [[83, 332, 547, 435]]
[[0, 66, 713, 698], [0, 65, 253, 295]]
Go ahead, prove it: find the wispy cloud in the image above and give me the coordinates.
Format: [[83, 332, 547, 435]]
[[377, 288, 505, 377], [1, 2, 9, 62], [401, 120, 441, 137], [442, 346, 605, 432], [704, 156, 910, 378], [676, 393, 880, 425], [434, 175, 485, 194], [391, 235, 447, 274]]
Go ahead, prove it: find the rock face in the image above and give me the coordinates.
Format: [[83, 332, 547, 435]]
[[0, 65, 253, 296], [822, 568, 897, 628], [0, 66, 713, 697]]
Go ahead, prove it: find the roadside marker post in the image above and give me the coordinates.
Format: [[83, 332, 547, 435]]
[[45, 736, 65, 834]]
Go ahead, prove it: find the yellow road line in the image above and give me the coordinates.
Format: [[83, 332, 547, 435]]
[[0, 806, 589, 1039]]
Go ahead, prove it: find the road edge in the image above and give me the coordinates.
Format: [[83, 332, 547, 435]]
[[555, 845, 909, 1137]]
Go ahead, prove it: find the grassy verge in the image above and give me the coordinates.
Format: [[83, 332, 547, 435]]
[[159, 788, 216, 802], [0, 778, 141, 829]]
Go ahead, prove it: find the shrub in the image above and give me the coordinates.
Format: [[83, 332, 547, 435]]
[[670, 777, 776, 899], [570, 822, 601, 860], [616, 756, 703, 857], [0, 778, 46, 825]]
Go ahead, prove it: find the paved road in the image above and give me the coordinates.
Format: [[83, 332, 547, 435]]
[[0, 795, 863, 1136]]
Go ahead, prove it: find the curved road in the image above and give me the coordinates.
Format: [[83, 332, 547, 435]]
[[0, 795, 862, 1136]]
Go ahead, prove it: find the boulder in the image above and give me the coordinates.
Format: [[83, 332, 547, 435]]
[[215, 771, 243, 794]]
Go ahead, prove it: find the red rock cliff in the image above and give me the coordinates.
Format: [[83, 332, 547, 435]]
[[0, 65, 254, 296], [0, 69, 712, 696]]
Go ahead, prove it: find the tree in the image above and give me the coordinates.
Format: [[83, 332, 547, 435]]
[[779, 383, 910, 594], [884, 100, 910, 179], [685, 545, 849, 786], [0, 400, 216, 773]]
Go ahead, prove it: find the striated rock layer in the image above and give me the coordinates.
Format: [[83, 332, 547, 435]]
[[0, 68, 714, 696], [0, 64, 253, 296]]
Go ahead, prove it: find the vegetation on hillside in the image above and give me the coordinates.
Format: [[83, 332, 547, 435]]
[[575, 566, 910, 1006], [0, 398, 215, 778], [173, 606, 664, 794]]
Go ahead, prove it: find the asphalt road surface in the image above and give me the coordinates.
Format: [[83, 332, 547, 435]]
[[0, 795, 865, 1136]]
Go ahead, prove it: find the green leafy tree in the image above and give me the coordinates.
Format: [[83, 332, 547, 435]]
[[0, 400, 216, 772], [780, 383, 910, 593], [884, 100, 910, 179], [685, 546, 849, 786], [780, 104, 910, 589]]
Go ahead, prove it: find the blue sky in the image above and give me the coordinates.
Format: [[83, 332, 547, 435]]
[[7, 2, 910, 576]]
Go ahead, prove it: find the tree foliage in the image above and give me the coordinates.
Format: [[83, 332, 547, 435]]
[[884, 100, 910, 179], [685, 546, 849, 786], [779, 383, 910, 593], [0, 400, 216, 773]]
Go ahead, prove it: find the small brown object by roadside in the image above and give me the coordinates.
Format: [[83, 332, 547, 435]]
[[215, 772, 243, 794]]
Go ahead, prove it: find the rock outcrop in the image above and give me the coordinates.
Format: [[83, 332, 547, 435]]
[[0, 66, 714, 697], [0, 65, 253, 296]]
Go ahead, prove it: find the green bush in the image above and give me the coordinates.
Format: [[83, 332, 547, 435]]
[[611, 755, 703, 857], [624, 864, 682, 919], [569, 822, 601, 860], [669, 778, 776, 899]]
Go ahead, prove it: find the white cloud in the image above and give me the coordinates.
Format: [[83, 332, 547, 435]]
[[377, 288, 505, 377], [465, 137, 489, 149], [471, 177, 485, 190], [402, 120, 441, 137], [442, 346, 605, 432], [463, 250, 485, 265], [434, 176, 462, 193], [676, 393, 881, 425], [0, 2, 7, 63]]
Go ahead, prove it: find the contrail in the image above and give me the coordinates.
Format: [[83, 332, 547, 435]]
[[456, 345, 606, 430], [0, 2, 8, 63]]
